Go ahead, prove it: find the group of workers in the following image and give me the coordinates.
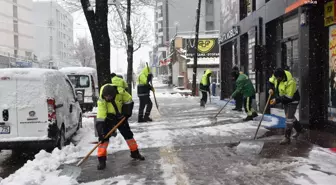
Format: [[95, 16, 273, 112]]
[[95, 64, 303, 170], [199, 67, 304, 145]]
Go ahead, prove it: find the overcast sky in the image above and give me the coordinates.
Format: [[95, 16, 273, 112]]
[[72, 3, 154, 74]]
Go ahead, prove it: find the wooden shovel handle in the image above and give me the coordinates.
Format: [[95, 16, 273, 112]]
[[76, 117, 126, 167], [253, 94, 272, 140]]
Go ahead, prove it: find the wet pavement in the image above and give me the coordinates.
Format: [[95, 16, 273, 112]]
[[75, 86, 333, 184]]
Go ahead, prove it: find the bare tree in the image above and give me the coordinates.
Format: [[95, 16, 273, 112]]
[[73, 37, 96, 68], [77, 0, 110, 88], [61, 0, 154, 90]]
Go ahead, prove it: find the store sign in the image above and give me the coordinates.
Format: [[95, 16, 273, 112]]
[[219, 26, 239, 44], [329, 25, 336, 122], [325, 1, 336, 27], [184, 38, 219, 58]]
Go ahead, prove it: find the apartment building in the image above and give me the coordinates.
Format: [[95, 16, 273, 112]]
[[152, 0, 221, 76], [33, 1, 74, 69], [0, 0, 35, 68]]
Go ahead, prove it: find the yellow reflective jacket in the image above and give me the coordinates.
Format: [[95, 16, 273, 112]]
[[200, 69, 212, 92], [137, 67, 151, 96], [269, 70, 300, 104], [111, 76, 128, 89], [96, 84, 133, 121]]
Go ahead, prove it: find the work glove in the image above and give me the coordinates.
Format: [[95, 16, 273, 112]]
[[269, 89, 274, 95], [270, 99, 276, 105]]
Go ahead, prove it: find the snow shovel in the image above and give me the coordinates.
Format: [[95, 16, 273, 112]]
[[236, 94, 272, 155], [209, 98, 232, 124], [146, 62, 159, 111], [58, 117, 127, 179]]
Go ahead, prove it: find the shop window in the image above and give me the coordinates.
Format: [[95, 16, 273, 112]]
[[283, 16, 299, 39]]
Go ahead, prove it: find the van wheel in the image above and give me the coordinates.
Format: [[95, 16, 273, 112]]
[[57, 126, 66, 150], [77, 115, 83, 130]]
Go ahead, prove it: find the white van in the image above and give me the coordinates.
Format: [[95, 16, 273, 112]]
[[59, 67, 98, 112], [0, 68, 82, 151]]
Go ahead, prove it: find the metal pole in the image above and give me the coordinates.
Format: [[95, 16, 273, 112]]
[[192, 0, 201, 96]]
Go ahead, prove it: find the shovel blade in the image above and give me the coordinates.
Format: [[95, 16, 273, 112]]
[[208, 116, 217, 124], [236, 140, 264, 155], [58, 164, 81, 179]]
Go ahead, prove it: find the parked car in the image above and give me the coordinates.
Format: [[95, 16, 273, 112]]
[[59, 67, 98, 112], [0, 68, 82, 151]]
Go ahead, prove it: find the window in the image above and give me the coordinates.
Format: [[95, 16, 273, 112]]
[[14, 35, 18, 48], [65, 80, 76, 101], [283, 16, 299, 39], [13, 5, 17, 18], [206, 21, 214, 31], [206, 0, 214, 16], [68, 75, 90, 88], [159, 37, 163, 45], [14, 50, 18, 57], [13, 20, 18, 33]]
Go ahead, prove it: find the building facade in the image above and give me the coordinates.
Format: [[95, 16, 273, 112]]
[[33, 1, 74, 69], [0, 0, 36, 68], [220, 0, 330, 128], [152, 0, 221, 78]]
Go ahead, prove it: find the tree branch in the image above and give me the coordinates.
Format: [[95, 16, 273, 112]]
[[134, 43, 142, 52]]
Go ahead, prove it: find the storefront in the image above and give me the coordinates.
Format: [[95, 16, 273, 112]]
[[326, 0, 336, 125], [220, 0, 329, 127]]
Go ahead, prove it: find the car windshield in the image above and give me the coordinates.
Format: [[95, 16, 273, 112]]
[[68, 75, 90, 88]]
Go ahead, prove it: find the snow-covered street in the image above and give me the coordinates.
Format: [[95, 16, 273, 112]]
[[1, 85, 336, 185]]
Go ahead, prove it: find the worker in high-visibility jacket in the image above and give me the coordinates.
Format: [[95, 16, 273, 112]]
[[269, 68, 303, 145], [231, 69, 258, 121], [96, 84, 145, 170], [137, 67, 154, 122], [111, 73, 128, 91], [199, 69, 212, 107], [231, 66, 243, 112]]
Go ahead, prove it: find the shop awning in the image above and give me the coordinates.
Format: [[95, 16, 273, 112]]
[[159, 52, 174, 66]]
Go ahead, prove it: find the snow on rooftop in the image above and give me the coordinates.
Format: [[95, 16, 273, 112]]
[[187, 57, 219, 65], [0, 68, 61, 79], [59, 67, 96, 74]]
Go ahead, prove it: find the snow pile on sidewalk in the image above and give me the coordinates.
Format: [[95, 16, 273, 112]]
[[289, 147, 336, 185], [0, 148, 79, 185]]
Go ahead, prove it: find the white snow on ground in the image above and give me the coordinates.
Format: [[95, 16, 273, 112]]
[[81, 176, 145, 185], [2, 90, 336, 185], [288, 147, 336, 185], [0, 136, 50, 142]]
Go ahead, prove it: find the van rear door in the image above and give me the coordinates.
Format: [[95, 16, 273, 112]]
[[16, 79, 49, 137], [0, 77, 18, 138]]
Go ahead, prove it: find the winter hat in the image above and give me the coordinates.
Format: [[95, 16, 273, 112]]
[[102, 85, 117, 99], [231, 67, 239, 79], [274, 68, 285, 78]]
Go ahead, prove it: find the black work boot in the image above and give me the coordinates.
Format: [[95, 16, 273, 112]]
[[130, 150, 145, 160], [280, 128, 292, 145], [243, 115, 253, 122], [138, 115, 146, 123], [144, 113, 153, 122], [97, 157, 106, 170], [252, 112, 258, 118], [292, 120, 304, 139], [200, 100, 205, 107]]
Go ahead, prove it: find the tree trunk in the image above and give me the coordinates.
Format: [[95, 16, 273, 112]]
[[192, 0, 202, 96], [126, 0, 134, 95], [80, 0, 110, 89]]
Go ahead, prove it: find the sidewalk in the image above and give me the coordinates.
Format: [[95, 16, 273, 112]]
[[2, 87, 336, 185]]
